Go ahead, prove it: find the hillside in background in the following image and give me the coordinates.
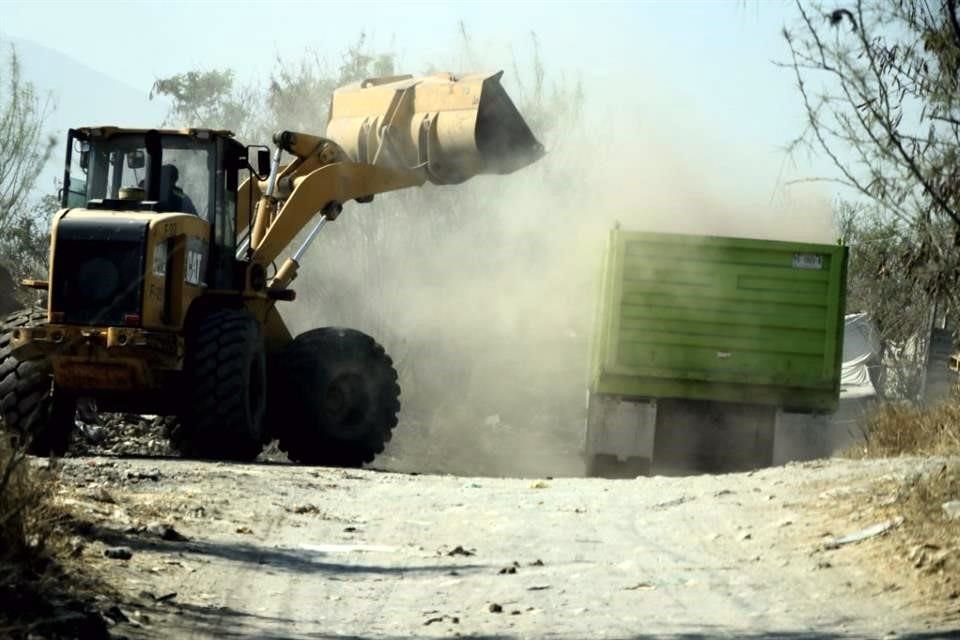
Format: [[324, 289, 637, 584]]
[[0, 33, 168, 196]]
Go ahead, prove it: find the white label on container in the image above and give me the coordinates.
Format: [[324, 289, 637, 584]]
[[792, 253, 824, 270]]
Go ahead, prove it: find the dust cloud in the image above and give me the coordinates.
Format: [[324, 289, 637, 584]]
[[280, 77, 839, 478]]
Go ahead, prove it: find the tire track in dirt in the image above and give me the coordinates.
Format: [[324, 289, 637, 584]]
[[54, 456, 957, 639]]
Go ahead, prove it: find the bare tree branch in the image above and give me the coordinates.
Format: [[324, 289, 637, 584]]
[[0, 44, 56, 281], [947, 0, 960, 50]]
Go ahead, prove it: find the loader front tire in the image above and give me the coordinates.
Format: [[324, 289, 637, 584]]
[[170, 309, 267, 462], [275, 328, 400, 467], [0, 308, 76, 456]]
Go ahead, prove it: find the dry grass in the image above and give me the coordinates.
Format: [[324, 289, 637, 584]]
[[833, 395, 960, 616], [0, 432, 56, 561], [885, 463, 960, 585], [0, 433, 110, 638], [822, 462, 960, 618], [0, 431, 58, 634], [853, 394, 960, 458]]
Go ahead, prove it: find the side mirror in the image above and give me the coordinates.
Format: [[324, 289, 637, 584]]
[[241, 145, 271, 179], [257, 149, 271, 177], [127, 149, 145, 169]]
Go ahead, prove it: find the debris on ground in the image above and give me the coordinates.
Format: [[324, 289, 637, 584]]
[[655, 496, 692, 509], [908, 544, 942, 569], [823, 517, 904, 550], [146, 522, 189, 542], [488, 603, 503, 613], [140, 591, 178, 603], [90, 488, 117, 504], [103, 546, 133, 560], [624, 582, 656, 590], [125, 468, 162, 482], [289, 504, 321, 515], [942, 500, 960, 520], [71, 414, 174, 457], [103, 604, 130, 624], [66, 542, 86, 562], [446, 545, 476, 557], [812, 460, 960, 620]]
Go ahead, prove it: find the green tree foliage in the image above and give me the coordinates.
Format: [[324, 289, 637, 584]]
[[149, 69, 252, 135], [151, 30, 582, 148], [0, 194, 54, 279], [0, 45, 56, 282], [262, 35, 395, 141], [150, 34, 403, 144]]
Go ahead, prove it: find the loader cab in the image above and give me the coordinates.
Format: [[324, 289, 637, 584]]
[[61, 127, 251, 288]]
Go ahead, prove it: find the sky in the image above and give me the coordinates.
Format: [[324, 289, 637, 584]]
[[0, 0, 841, 204]]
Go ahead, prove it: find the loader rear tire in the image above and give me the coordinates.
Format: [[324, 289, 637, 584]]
[[274, 328, 400, 467], [170, 309, 267, 462], [0, 308, 76, 456]]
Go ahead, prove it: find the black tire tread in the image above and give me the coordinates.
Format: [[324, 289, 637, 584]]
[[0, 307, 75, 455], [169, 309, 266, 461], [274, 327, 400, 467]]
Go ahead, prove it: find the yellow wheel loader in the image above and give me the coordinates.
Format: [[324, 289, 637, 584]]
[[0, 71, 542, 464]]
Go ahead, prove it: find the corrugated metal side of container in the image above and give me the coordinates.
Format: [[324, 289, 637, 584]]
[[592, 230, 847, 410], [588, 229, 618, 393]]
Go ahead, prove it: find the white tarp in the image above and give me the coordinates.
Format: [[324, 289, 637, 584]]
[[839, 312, 880, 400], [773, 314, 880, 463]]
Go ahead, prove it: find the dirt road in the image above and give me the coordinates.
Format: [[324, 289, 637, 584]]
[[52, 455, 957, 639]]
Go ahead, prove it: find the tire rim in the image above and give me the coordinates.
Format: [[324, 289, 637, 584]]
[[323, 373, 368, 431]]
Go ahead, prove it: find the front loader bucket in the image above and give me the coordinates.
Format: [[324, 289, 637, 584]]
[[326, 71, 544, 185]]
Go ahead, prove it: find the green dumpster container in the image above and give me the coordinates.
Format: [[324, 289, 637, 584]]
[[584, 229, 848, 477]]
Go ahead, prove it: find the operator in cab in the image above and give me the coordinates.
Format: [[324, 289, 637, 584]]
[[136, 163, 197, 214], [159, 164, 197, 214]]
